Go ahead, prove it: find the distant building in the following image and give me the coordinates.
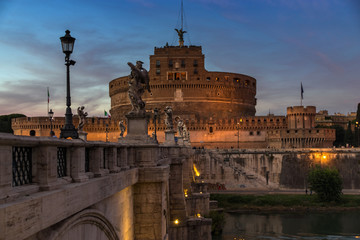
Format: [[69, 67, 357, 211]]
[[315, 110, 356, 129]]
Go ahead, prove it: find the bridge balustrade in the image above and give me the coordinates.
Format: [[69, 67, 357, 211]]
[[0, 133, 135, 202]]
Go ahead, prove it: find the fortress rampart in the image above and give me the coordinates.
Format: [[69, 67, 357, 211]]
[[109, 45, 257, 121]]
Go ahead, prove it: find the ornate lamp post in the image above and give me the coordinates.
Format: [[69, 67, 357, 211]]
[[237, 122, 240, 149], [60, 30, 78, 139], [355, 121, 359, 147], [48, 109, 54, 133], [105, 124, 109, 142], [153, 108, 159, 141]]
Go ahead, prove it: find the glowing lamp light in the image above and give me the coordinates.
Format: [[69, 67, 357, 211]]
[[174, 219, 179, 225], [193, 164, 200, 177], [184, 189, 188, 197], [322, 155, 327, 160], [196, 213, 201, 218]]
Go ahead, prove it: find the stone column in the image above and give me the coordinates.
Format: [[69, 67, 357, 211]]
[[34, 145, 60, 190], [70, 146, 88, 182], [107, 147, 120, 173], [0, 145, 12, 198], [89, 147, 109, 177]]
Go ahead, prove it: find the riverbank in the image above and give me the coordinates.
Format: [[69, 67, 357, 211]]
[[210, 193, 360, 212]]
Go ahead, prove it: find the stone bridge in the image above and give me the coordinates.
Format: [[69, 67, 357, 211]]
[[0, 133, 211, 240]]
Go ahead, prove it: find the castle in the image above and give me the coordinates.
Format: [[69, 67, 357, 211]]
[[12, 33, 336, 148]]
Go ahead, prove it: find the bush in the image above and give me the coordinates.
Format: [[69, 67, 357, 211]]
[[207, 210, 225, 235], [308, 165, 343, 202]]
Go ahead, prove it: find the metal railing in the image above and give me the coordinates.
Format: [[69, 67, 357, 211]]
[[12, 146, 32, 186], [57, 147, 67, 178]]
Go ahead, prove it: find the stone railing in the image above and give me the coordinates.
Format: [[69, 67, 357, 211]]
[[0, 133, 166, 203]]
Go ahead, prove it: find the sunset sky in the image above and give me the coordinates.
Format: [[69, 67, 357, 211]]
[[0, 0, 359, 117]]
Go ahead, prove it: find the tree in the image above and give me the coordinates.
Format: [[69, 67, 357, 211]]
[[0, 114, 26, 133], [344, 121, 353, 146], [308, 165, 343, 202]]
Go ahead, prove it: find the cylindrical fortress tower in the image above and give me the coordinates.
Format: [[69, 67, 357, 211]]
[[109, 45, 257, 122], [287, 106, 316, 129]]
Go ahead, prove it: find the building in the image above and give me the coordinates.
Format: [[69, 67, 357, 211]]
[[12, 32, 335, 148]]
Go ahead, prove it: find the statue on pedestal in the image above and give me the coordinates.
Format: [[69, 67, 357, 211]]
[[119, 120, 126, 137], [164, 106, 174, 131], [77, 106, 88, 131], [175, 116, 189, 141], [127, 61, 150, 114]]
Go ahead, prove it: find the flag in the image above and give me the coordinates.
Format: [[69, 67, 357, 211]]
[[301, 82, 304, 100], [104, 110, 111, 118], [47, 87, 50, 103]]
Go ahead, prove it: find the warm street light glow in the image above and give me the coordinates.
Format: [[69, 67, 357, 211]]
[[174, 219, 179, 224], [193, 164, 200, 177]]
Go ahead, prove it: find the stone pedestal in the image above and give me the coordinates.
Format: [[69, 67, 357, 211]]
[[120, 112, 157, 145], [177, 137, 184, 146], [163, 130, 177, 146], [78, 131, 88, 141]]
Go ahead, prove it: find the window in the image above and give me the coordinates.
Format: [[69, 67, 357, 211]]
[[193, 60, 198, 67], [209, 126, 213, 133], [215, 77, 219, 81], [156, 60, 160, 68], [168, 72, 187, 80], [181, 60, 185, 68], [257, 131, 261, 136], [194, 69, 198, 74], [169, 60, 173, 67], [206, 77, 211, 81], [156, 69, 160, 75], [168, 72, 174, 80], [249, 131, 254, 136]]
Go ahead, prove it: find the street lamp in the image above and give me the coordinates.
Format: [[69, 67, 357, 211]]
[[48, 109, 54, 133], [356, 121, 359, 147], [237, 122, 240, 149], [59, 30, 78, 139], [153, 108, 159, 141], [105, 124, 109, 142]]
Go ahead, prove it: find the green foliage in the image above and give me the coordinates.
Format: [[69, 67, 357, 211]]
[[0, 114, 26, 133], [308, 165, 343, 202], [206, 211, 225, 235], [211, 194, 360, 209]]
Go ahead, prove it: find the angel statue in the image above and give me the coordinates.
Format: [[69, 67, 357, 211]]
[[119, 120, 126, 137], [77, 106, 88, 131], [127, 61, 151, 114], [164, 106, 174, 131]]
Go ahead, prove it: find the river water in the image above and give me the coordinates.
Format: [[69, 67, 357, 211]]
[[213, 211, 360, 240]]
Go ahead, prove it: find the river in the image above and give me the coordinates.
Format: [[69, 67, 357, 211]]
[[213, 211, 360, 240]]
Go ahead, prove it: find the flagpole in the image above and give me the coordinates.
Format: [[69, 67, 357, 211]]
[[47, 87, 49, 114]]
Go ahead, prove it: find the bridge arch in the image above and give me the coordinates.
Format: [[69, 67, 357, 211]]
[[45, 209, 119, 240]]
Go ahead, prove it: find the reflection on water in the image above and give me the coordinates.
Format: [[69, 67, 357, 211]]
[[213, 211, 360, 240]]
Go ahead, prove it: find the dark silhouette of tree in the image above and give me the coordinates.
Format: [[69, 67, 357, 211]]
[[0, 114, 26, 133], [344, 121, 353, 146]]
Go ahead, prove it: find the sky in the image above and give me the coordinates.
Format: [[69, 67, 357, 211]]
[[0, 0, 359, 117]]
